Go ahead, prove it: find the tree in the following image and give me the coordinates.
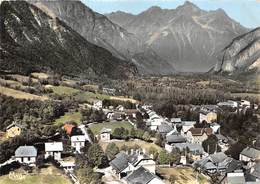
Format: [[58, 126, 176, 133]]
[[155, 133, 165, 147], [142, 131, 151, 141], [105, 143, 119, 160], [158, 150, 170, 165], [202, 135, 221, 154], [87, 144, 106, 167], [75, 165, 101, 184]]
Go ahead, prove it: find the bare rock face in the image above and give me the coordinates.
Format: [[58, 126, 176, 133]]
[[0, 1, 136, 79], [215, 28, 260, 73], [107, 1, 248, 72]]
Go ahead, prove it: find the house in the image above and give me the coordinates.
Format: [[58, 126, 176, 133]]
[[174, 143, 204, 161], [116, 105, 125, 112], [181, 121, 196, 134], [249, 161, 260, 182], [44, 142, 63, 160], [215, 134, 229, 152], [124, 109, 139, 119], [110, 152, 135, 178], [100, 128, 111, 141], [71, 135, 86, 153], [157, 123, 174, 136], [59, 157, 76, 172], [239, 147, 260, 167], [165, 133, 186, 153], [199, 111, 217, 124], [217, 100, 238, 108], [185, 128, 213, 144], [227, 172, 246, 184], [124, 166, 164, 184], [128, 150, 156, 174], [170, 118, 182, 124], [110, 151, 156, 179], [146, 117, 164, 131], [193, 152, 233, 174], [15, 146, 37, 165], [6, 122, 24, 138], [93, 100, 102, 110], [240, 100, 250, 107]]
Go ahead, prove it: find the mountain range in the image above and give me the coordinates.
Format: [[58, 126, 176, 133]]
[[0, 0, 259, 78], [107, 1, 249, 72]]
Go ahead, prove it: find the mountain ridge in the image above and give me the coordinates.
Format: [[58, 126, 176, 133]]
[[107, 1, 249, 72], [0, 1, 137, 79]]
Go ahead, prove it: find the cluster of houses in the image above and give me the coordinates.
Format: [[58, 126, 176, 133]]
[[9, 122, 92, 173], [109, 150, 164, 184], [2, 98, 259, 184], [93, 100, 138, 122], [142, 101, 260, 184]]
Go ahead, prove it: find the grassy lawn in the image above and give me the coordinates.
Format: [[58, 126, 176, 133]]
[[54, 112, 82, 125], [0, 86, 49, 101], [158, 167, 210, 184], [73, 91, 110, 103], [99, 139, 162, 153], [89, 121, 133, 135], [51, 86, 80, 96], [0, 166, 71, 184], [31, 72, 49, 79]]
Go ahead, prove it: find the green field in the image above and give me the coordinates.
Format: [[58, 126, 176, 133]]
[[51, 86, 80, 96], [0, 86, 49, 101], [99, 139, 162, 153], [54, 112, 82, 125], [0, 167, 71, 184], [73, 91, 110, 103], [89, 121, 133, 135]]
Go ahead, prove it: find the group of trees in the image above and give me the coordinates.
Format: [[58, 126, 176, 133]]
[[0, 95, 67, 130], [102, 99, 135, 109], [81, 108, 105, 123], [111, 127, 152, 142], [75, 143, 107, 184]]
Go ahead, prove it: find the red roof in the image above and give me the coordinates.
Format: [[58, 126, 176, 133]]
[[189, 128, 213, 136], [63, 124, 75, 135]]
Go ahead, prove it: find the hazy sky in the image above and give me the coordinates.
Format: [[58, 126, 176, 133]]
[[83, 0, 260, 28]]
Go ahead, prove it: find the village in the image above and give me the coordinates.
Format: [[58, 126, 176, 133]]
[[0, 93, 259, 184]]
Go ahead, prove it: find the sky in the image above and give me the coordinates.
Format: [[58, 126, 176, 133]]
[[83, 0, 260, 28]]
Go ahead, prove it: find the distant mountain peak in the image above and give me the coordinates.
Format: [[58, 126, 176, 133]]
[[145, 6, 162, 13]]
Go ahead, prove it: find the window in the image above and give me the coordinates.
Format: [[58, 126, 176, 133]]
[[28, 157, 30, 161]]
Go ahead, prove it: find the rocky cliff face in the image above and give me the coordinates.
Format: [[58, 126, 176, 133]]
[[215, 27, 260, 73], [31, 0, 174, 75], [0, 1, 136, 79], [107, 1, 248, 72]]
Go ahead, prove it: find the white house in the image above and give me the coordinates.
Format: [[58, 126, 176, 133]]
[[93, 100, 102, 110], [71, 135, 86, 153], [217, 100, 238, 108], [45, 142, 63, 160], [15, 146, 37, 165], [100, 127, 111, 141], [239, 147, 260, 167], [116, 105, 125, 111], [185, 128, 213, 144], [240, 100, 250, 107]]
